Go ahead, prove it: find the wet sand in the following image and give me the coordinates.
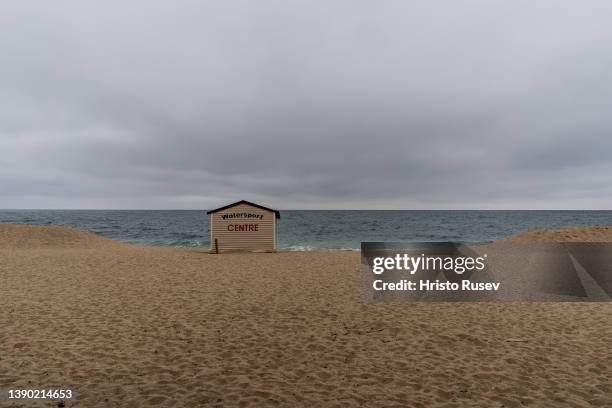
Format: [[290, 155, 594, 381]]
[[1, 225, 611, 407]]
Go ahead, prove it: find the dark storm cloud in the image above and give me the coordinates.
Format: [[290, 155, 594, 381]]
[[2, 0, 612, 209]]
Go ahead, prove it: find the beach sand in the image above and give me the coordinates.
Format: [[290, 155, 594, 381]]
[[1, 225, 611, 407]]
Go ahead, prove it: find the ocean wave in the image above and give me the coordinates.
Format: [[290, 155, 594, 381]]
[[161, 240, 209, 248], [282, 245, 317, 251], [281, 245, 359, 251], [122, 239, 209, 248]]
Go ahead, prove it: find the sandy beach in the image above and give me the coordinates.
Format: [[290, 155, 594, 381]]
[[1, 224, 611, 407]]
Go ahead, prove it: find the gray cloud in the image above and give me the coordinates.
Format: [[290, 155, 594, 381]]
[[2, 0, 612, 209]]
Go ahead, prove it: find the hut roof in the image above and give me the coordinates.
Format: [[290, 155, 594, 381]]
[[207, 200, 280, 219]]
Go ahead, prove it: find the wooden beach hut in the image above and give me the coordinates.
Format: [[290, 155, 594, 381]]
[[207, 200, 280, 252]]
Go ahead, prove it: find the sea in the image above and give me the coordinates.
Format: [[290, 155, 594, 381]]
[[2, 210, 612, 250]]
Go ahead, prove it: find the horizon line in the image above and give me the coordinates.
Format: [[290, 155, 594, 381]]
[[2, 208, 612, 212]]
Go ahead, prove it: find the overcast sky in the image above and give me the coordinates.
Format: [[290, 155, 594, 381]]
[[2, 1, 612, 209]]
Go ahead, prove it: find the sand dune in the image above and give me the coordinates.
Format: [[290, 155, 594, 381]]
[[1, 225, 611, 407], [503, 226, 612, 243], [0, 224, 125, 250]]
